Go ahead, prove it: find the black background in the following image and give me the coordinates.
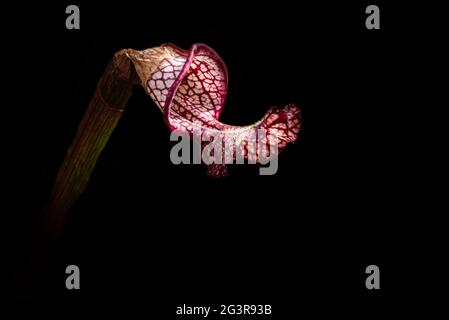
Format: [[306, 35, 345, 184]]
[[3, 0, 438, 316]]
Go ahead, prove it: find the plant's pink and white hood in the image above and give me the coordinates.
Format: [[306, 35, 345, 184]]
[[126, 43, 301, 176]]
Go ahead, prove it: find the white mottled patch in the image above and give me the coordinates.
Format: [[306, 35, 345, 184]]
[[166, 79, 175, 88], [153, 71, 162, 79], [201, 94, 211, 104], [164, 72, 175, 80], [156, 80, 165, 89]]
